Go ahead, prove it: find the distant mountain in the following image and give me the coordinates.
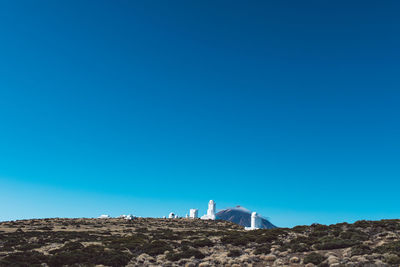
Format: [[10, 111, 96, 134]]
[[216, 206, 276, 229]]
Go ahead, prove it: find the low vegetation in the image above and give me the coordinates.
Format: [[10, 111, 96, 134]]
[[303, 252, 326, 265], [0, 218, 399, 266]]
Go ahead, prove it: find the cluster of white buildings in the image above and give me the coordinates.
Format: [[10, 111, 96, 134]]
[[167, 200, 216, 220], [98, 199, 263, 230], [98, 214, 135, 220], [168, 199, 262, 230], [118, 214, 135, 220]]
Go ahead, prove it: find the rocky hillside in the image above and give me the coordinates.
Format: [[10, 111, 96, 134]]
[[216, 206, 276, 229], [0, 218, 400, 266]]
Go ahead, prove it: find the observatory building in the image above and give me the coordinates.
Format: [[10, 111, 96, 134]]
[[245, 212, 262, 230], [201, 200, 216, 220], [189, 209, 198, 219]]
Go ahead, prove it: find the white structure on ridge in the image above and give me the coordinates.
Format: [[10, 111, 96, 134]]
[[185, 214, 189, 218], [124, 215, 135, 220], [201, 200, 216, 220], [189, 209, 198, 219], [118, 214, 135, 220], [245, 212, 262, 230], [98, 214, 110, 219], [168, 212, 175, 219]]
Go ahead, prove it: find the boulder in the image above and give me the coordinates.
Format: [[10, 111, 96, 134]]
[[279, 251, 289, 257], [272, 259, 284, 266], [327, 255, 339, 265], [264, 254, 277, 261], [289, 256, 300, 263], [350, 255, 368, 263], [137, 253, 148, 263]]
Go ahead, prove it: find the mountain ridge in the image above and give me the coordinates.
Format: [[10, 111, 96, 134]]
[[216, 205, 276, 229]]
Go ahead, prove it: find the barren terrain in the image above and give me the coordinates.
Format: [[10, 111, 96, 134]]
[[1, 218, 400, 266]]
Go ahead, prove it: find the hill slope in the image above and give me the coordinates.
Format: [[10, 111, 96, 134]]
[[0, 218, 400, 266]]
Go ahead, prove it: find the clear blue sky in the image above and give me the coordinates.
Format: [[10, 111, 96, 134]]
[[0, 1, 399, 227]]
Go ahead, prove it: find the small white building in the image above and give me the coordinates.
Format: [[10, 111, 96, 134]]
[[98, 214, 111, 219], [118, 214, 135, 220], [124, 215, 135, 220], [201, 200, 216, 220], [168, 212, 175, 219], [245, 212, 262, 230], [189, 209, 198, 219]]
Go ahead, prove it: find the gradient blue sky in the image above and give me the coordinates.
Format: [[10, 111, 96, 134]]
[[0, 1, 399, 227]]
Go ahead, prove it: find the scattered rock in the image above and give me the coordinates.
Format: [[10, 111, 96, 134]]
[[137, 253, 148, 263], [325, 252, 338, 257], [264, 254, 277, 261], [272, 258, 284, 266], [350, 255, 368, 263], [279, 251, 289, 257], [374, 259, 385, 265], [289, 256, 300, 263], [327, 255, 339, 265], [1, 217, 400, 267], [342, 247, 352, 257], [386, 232, 397, 240]]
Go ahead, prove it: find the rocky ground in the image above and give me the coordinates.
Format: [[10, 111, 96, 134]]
[[0, 218, 400, 266]]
